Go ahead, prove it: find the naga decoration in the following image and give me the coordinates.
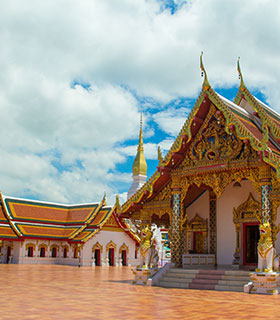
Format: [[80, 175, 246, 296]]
[[256, 222, 279, 273], [138, 225, 160, 269]]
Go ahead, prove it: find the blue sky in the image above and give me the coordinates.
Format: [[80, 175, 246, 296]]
[[0, 0, 279, 205]]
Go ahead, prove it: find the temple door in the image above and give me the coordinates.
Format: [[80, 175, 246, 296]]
[[94, 249, 101, 266], [40, 247, 46, 258], [109, 248, 114, 266], [243, 223, 259, 265], [6, 246, 11, 264], [121, 250, 127, 266], [193, 232, 203, 254]]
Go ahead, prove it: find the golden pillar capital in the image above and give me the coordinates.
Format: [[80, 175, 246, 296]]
[[259, 164, 271, 185], [171, 176, 181, 194]]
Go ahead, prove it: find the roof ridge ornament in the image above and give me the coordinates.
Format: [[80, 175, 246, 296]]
[[237, 57, 245, 90], [200, 51, 210, 91], [102, 192, 107, 206], [115, 194, 121, 214], [157, 146, 163, 165]]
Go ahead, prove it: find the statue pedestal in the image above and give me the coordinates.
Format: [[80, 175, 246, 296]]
[[132, 267, 159, 286], [245, 272, 280, 295]]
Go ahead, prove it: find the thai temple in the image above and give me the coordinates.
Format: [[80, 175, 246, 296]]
[[1, 56, 280, 292], [0, 193, 140, 266], [121, 57, 280, 282]]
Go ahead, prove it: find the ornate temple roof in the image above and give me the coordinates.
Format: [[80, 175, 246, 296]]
[[0, 193, 140, 244], [121, 57, 280, 216]]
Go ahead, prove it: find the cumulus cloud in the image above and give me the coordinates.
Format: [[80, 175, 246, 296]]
[[0, 0, 279, 204]]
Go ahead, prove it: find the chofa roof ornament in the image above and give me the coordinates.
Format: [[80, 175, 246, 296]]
[[237, 57, 245, 90], [200, 51, 210, 91]]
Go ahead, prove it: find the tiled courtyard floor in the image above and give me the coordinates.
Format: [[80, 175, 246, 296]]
[[1, 265, 280, 319]]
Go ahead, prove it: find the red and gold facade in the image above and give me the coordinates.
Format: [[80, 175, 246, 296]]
[[121, 60, 280, 267]]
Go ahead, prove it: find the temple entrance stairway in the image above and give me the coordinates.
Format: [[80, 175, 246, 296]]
[[157, 268, 250, 292]]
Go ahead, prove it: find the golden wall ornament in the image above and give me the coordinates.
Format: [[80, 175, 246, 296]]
[[119, 243, 129, 255], [153, 183, 172, 202], [186, 213, 208, 254], [180, 167, 260, 199], [106, 240, 117, 252], [92, 242, 103, 253], [190, 106, 243, 164]]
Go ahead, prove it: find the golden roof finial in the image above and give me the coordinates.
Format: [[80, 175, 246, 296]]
[[138, 111, 144, 152], [157, 146, 163, 164], [237, 57, 245, 90], [132, 112, 147, 176], [101, 192, 107, 206], [115, 194, 121, 214], [200, 51, 210, 91]]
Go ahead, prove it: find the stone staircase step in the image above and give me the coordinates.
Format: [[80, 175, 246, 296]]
[[194, 274, 222, 280], [164, 273, 195, 281], [155, 268, 250, 292], [168, 268, 198, 274], [189, 283, 216, 290], [221, 275, 250, 281], [161, 276, 193, 283], [192, 278, 219, 285], [159, 281, 189, 289], [218, 280, 248, 286], [215, 285, 244, 292]]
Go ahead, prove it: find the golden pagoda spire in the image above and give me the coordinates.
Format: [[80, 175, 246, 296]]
[[132, 112, 147, 176], [237, 57, 245, 90], [200, 51, 210, 91]]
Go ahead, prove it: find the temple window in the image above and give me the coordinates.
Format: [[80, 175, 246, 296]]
[[40, 247, 46, 258], [74, 248, 78, 259], [27, 246, 33, 257], [63, 247, 67, 258], [51, 247, 57, 258]]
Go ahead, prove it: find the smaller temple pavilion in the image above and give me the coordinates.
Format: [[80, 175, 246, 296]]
[[121, 56, 280, 270], [0, 193, 139, 266]]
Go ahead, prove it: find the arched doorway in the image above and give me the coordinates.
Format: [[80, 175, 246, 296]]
[[106, 241, 116, 266], [94, 249, 101, 266], [6, 246, 11, 264], [119, 243, 129, 266], [39, 244, 47, 258], [233, 193, 261, 266], [108, 248, 114, 266], [92, 242, 103, 266], [121, 250, 127, 266]]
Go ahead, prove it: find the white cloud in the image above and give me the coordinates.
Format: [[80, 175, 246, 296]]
[[0, 0, 279, 204], [153, 107, 190, 137]]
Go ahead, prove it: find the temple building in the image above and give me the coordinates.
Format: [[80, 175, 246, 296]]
[[121, 57, 280, 270], [0, 194, 140, 266]]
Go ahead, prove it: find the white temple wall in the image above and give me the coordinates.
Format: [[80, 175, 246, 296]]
[[15, 240, 78, 266], [83, 230, 138, 266], [185, 190, 209, 251], [12, 241, 21, 264], [216, 180, 259, 265]]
